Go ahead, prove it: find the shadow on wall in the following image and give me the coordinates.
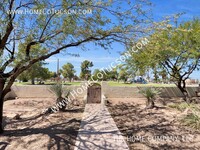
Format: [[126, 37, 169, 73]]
[[4, 87, 17, 100], [159, 87, 199, 98]]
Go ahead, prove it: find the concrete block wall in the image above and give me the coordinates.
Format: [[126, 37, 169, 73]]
[[4, 81, 200, 100], [5, 84, 87, 99], [101, 82, 144, 98], [101, 82, 199, 98], [160, 87, 199, 98]]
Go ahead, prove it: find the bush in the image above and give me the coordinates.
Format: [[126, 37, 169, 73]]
[[138, 87, 161, 108], [49, 83, 63, 98], [49, 83, 70, 111], [181, 113, 200, 130], [169, 102, 200, 130], [139, 87, 161, 99], [168, 102, 200, 112]]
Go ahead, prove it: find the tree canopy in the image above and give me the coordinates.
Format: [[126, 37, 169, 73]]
[[18, 62, 51, 84], [61, 62, 76, 82], [0, 0, 151, 133], [0, 0, 151, 96], [126, 18, 200, 100], [80, 60, 93, 80]]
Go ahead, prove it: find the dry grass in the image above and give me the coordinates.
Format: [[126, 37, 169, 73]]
[[181, 113, 200, 130]]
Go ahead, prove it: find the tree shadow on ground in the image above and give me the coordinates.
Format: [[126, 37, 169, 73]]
[[0, 142, 9, 150], [63, 107, 84, 113], [4, 113, 43, 125], [2, 118, 81, 150], [108, 102, 200, 150], [2, 113, 82, 150]]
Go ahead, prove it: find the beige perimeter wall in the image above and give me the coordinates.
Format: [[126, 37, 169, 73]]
[[4, 82, 199, 100]]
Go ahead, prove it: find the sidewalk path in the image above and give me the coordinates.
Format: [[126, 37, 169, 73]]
[[74, 104, 129, 150]]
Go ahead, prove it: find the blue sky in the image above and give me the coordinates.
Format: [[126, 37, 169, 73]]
[[46, 0, 200, 79]]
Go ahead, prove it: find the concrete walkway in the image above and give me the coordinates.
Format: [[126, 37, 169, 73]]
[[74, 104, 129, 150]]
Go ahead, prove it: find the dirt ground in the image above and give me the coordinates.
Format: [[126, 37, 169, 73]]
[[0, 98, 84, 150], [1, 97, 200, 150], [108, 98, 200, 150]]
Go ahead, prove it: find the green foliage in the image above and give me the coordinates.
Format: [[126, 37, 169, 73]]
[[117, 64, 131, 83], [49, 83, 70, 111], [17, 62, 51, 83], [92, 69, 106, 81], [39, 67, 51, 80], [80, 60, 93, 80], [119, 69, 129, 83], [49, 83, 63, 98], [108, 69, 119, 81], [0, 0, 152, 89], [181, 113, 200, 130], [169, 102, 200, 130], [92, 69, 103, 81], [50, 72, 58, 78], [153, 67, 159, 83], [92, 68, 118, 81], [159, 69, 168, 83], [49, 83, 70, 98], [15, 41, 47, 64], [126, 18, 200, 84], [18, 73, 29, 82], [61, 62, 76, 82], [16, 41, 51, 84], [0, 0, 152, 132]]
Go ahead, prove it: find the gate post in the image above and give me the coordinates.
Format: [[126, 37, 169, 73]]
[[101, 81, 108, 105]]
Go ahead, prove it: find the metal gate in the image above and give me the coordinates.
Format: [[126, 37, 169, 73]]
[[87, 84, 101, 103]]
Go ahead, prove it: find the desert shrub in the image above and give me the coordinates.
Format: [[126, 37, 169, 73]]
[[139, 87, 161, 99], [138, 87, 161, 108], [49, 83, 63, 98], [168, 102, 200, 112], [49, 83, 70, 111], [169, 102, 200, 130], [181, 113, 200, 130]]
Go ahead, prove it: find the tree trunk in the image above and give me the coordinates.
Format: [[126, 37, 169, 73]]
[[56, 97, 66, 111], [31, 78, 35, 85], [146, 98, 155, 109], [0, 78, 5, 133], [177, 80, 191, 103]]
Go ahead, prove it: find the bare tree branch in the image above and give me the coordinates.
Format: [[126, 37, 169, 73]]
[[2, 34, 113, 96]]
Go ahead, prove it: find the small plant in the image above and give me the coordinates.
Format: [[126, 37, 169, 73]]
[[49, 83, 70, 111], [169, 102, 200, 130], [138, 87, 161, 109], [49, 83, 63, 98], [181, 113, 200, 130], [168, 102, 200, 112]]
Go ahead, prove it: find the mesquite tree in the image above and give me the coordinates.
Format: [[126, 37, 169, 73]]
[[126, 17, 200, 102], [0, 0, 151, 133]]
